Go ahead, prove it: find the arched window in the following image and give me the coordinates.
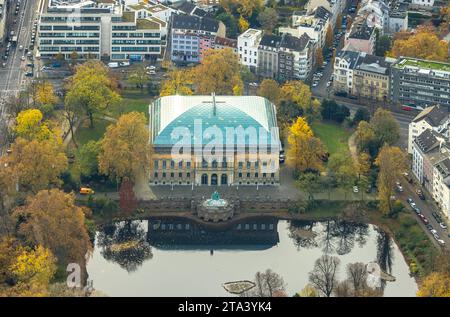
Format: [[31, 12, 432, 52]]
[[221, 174, 228, 185], [201, 174, 208, 185], [211, 174, 218, 186]]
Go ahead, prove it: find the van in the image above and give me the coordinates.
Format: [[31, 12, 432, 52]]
[[108, 62, 119, 68], [80, 187, 95, 195]]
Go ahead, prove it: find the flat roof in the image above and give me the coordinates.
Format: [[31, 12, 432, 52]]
[[395, 58, 450, 72]]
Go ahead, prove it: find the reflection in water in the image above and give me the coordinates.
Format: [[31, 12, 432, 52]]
[[147, 217, 280, 250], [87, 218, 417, 297], [96, 220, 153, 272]]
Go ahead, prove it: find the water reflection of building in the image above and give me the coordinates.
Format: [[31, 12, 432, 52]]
[[146, 217, 280, 249]]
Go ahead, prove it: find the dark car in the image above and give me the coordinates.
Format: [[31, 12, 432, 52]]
[[416, 189, 425, 200], [25, 71, 33, 77]]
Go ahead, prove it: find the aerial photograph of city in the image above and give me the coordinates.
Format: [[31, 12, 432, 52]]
[[0, 0, 449, 304]]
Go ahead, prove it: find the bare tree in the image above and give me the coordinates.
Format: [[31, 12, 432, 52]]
[[243, 269, 286, 297], [334, 280, 353, 297], [309, 255, 340, 297], [346, 262, 368, 292]]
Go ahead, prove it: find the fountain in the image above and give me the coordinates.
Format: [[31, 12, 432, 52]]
[[197, 191, 235, 222]]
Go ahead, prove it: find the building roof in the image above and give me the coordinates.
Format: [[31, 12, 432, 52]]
[[348, 19, 375, 40], [214, 36, 237, 48], [355, 53, 391, 75], [393, 57, 450, 73], [336, 49, 361, 69], [413, 105, 448, 127], [414, 129, 442, 153], [313, 6, 331, 20], [176, 1, 196, 15], [172, 14, 219, 33], [280, 33, 310, 51], [150, 95, 279, 147], [259, 34, 282, 48]]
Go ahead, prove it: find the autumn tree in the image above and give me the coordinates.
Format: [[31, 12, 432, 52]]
[[238, 15, 250, 32], [336, 14, 342, 29], [119, 177, 138, 214], [296, 284, 318, 297], [356, 152, 371, 180], [370, 108, 400, 147], [375, 145, 407, 216], [287, 117, 325, 173], [99, 112, 150, 184], [315, 48, 324, 68], [32, 81, 58, 114], [257, 8, 278, 34], [192, 48, 243, 95], [127, 65, 150, 91], [13, 189, 92, 267], [389, 28, 449, 61], [160, 69, 193, 96], [417, 272, 450, 297], [14, 109, 53, 141], [309, 255, 340, 297], [325, 24, 333, 49], [355, 120, 376, 154], [65, 60, 121, 128], [8, 245, 57, 296], [328, 152, 356, 196], [5, 137, 68, 193], [280, 81, 319, 120], [257, 79, 281, 105]]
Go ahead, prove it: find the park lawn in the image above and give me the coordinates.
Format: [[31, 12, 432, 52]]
[[312, 121, 353, 155], [74, 118, 112, 147], [106, 90, 152, 121]]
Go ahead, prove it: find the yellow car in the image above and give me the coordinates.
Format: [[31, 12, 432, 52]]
[[79, 187, 95, 195]]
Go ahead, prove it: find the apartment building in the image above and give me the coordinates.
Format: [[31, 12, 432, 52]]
[[390, 58, 450, 110], [278, 33, 314, 81], [408, 105, 450, 154], [353, 53, 393, 101], [38, 0, 166, 61], [279, 6, 330, 49], [333, 49, 392, 99], [213, 36, 237, 54], [257, 34, 282, 79], [238, 28, 263, 72], [344, 17, 376, 54], [170, 14, 225, 63], [411, 127, 450, 221], [305, 0, 346, 27]]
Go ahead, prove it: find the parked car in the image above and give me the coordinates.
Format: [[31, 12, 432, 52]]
[[79, 187, 95, 195], [413, 207, 420, 215], [439, 222, 448, 230], [353, 186, 359, 193], [407, 198, 414, 205], [416, 189, 425, 200], [437, 239, 445, 246], [395, 182, 403, 192], [419, 214, 429, 224]]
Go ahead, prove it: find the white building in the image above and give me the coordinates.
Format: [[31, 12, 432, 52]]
[[305, 0, 346, 27], [280, 6, 330, 49], [238, 28, 263, 72], [38, 0, 166, 61], [333, 49, 360, 94], [0, 0, 6, 43], [433, 158, 450, 221], [408, 106, 450, 154], [411, 0, 435, 7]]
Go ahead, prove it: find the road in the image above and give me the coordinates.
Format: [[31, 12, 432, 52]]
[[397, 178, 449, 250], [0, 0, 39, 153]]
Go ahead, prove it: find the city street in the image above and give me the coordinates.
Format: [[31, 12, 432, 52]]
[[0, 0, 39, 153]]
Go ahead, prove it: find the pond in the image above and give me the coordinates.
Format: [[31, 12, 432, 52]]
[[86, 218, 418, 297]]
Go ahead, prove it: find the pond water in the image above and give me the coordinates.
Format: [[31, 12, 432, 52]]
[[86, 218, 418, 297]]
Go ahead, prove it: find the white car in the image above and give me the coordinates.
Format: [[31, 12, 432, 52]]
[[430, 229, 438, 235], [439, 222, 448, 229], [353, 186, 359, 193], [437, 239, 445, 245], [20, 56, 25, 61], [146, 65, 156, 70]]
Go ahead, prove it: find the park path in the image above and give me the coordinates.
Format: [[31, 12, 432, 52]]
[[348, 132, 358, 163]]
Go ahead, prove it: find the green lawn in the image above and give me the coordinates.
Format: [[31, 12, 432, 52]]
[[312, 121, 353, 155], [74, 118, 112, 147], [106, 90, 153, 121]]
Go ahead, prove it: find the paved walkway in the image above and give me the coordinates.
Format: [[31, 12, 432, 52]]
[[131, 165, 376, 202]]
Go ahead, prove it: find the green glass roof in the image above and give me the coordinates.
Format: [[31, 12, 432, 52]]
[[154, 103, 276, 146]]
